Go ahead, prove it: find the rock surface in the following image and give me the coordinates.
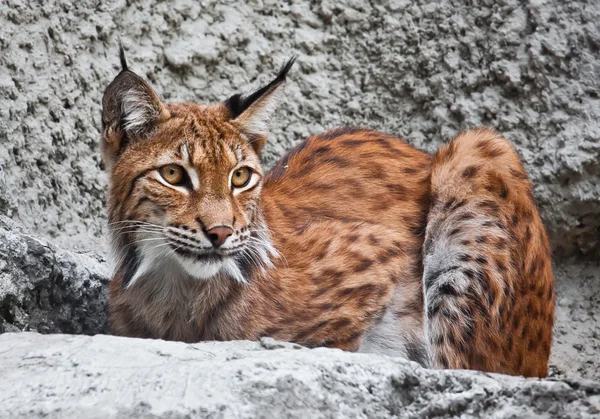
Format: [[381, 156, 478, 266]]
[[0, 0, 599, 257], [1, 332, 599, 419], [550, 261, 600, 381], [0, 216, 109, 335]]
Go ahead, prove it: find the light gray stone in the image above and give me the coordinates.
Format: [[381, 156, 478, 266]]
[[0, 0, 599, 257], [1, 332, 599, 419], [0, 216, 109, 335]]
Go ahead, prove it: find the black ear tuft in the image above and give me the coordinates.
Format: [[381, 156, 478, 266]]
[[224, 56, 297, 120], [118, 38, 129, 72]]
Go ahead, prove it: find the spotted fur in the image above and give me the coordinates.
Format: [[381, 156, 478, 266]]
[[424, 129, 555, 377], [101, 50, 554, 377]]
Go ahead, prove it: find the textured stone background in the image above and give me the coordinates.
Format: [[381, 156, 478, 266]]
[[1, 0, 600, 415], [0, 0, 599, 256]]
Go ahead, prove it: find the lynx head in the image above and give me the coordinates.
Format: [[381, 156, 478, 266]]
[[101, 44, 294, 288]]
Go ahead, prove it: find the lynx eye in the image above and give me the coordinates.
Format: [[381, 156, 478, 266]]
[[231, 167, 252, 188], [160, 164, 185, 185]]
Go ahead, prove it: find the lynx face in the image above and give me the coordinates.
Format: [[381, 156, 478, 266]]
[[102, 47, 293, 287], [114, 112, 270, 285]]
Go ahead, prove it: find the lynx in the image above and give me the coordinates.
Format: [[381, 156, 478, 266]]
[[101, 47, 554, 378]]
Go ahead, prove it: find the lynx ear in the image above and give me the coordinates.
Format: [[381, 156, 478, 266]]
[[224, 57, 296, 154], [101, 43, 168, 168]]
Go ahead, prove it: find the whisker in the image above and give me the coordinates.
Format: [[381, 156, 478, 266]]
[[148, 241, 178, 254], [108, 220, 163, 227], [112, 228, 164, 237], [110, 227, 164, 237], [110, 223, 164, 231], [119, 238, 165, 252], [245, 235, 285, 267], [110, 223, 164, 230]]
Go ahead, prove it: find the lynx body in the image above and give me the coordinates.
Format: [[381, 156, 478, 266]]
[[102, 50, 554, 377]]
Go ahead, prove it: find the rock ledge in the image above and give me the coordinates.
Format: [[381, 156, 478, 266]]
[[1, 333, 599, 419]]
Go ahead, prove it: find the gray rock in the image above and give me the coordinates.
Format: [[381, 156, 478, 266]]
[[1, 332, 599, 419], [0, 0, 599, 257], [0, 216, 109, 335]]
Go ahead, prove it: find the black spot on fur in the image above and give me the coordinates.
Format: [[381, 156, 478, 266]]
[[427, 300, 441, 318], [441, 306, 460, 322], [475, 270, 490, 291], [478, 200, 500, 213], [458, 254, 472, 262], [457, 213, 475, 221], [511, 214, 519, 226], [318, 127, 365, 141], [438, 283, 461, 296], [385, 183, 409, 200], [443, 198, 457, 210], [476, 139, 505, 158], [330, 318, 352, 329], [524, 227, 532, 244], [462, 165, 480, 178], [368, 234, 379, 246], [318, 303, 342, 311], [454, 199, 468, 210], [449, 228, 461, 237], [463, 268, 476, 280], [510, 167, 528, 179], [314, 145, 331, 154], [475, 255, 488, 265], [337, 284, 380, 299], [425, 270, 443, 290], [425, 266, 460, 289], [121, 246, 141, 289], [236, 252, 256, 280], [320, 156, 351, 168], [353, 259, 373, 273], [341, 139, 366, 147]]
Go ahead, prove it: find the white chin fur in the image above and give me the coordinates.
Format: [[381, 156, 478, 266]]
[[176, 254, 247, 284], [123, 236, 250, 290], [177, 257, 223, 280]]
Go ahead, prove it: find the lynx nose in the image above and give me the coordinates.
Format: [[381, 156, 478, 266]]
[[205, 226, 233, 248]]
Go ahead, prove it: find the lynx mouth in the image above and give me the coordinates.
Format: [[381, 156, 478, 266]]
[[172, 246, 225, 263], [167, 241, 249, 283], [168, 240, 246, 262]]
